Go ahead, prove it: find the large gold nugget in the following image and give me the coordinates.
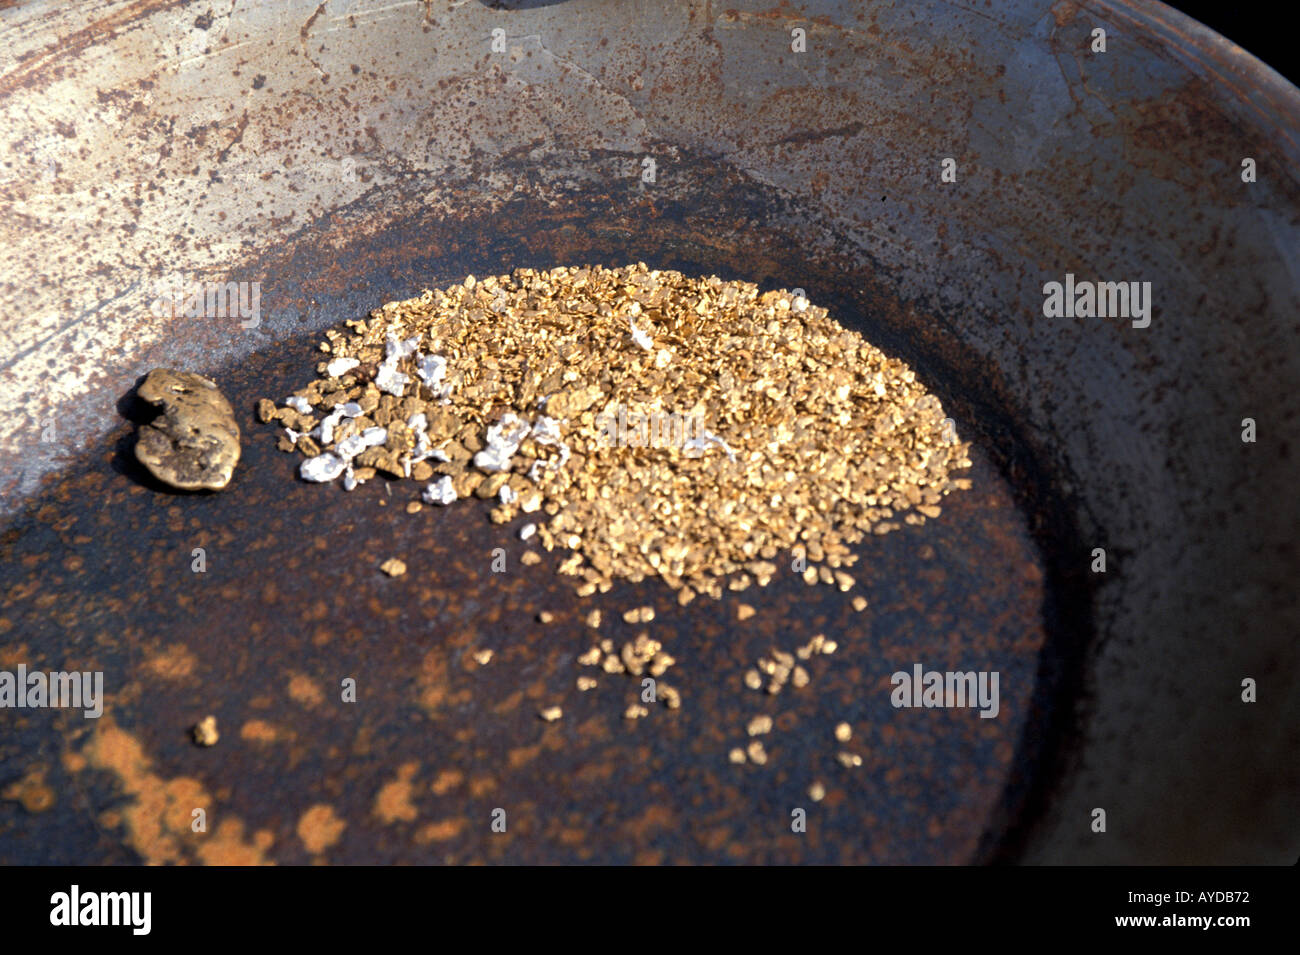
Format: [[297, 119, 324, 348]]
[[134, 368, 241, 490]]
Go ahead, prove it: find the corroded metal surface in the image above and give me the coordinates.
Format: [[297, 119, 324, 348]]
[[0, 0, 1297, 862], [0, 180, 1063, 863]]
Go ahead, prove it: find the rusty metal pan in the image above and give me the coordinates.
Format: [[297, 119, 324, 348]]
[[0, 0, 1296, 864]]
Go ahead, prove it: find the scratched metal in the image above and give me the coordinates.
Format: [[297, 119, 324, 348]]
[[0, 0, 1297, 863]]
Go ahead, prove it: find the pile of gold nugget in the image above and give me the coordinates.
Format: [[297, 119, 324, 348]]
[[258, 263, 972, 603]]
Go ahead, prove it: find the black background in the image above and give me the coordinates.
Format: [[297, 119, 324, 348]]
[[1168, 2, 1298, 86]]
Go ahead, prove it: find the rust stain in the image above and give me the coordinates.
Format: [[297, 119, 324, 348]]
[[2, 765, 55, 813], [196, 821, 275, 866], [373, 761, 419, 824], [507, 742, 544, 770], [621, 803, 676, 840], [81, 718, 272, 865], [61, 749, 87, 774], [417, 649, 471, 716], [287, 672, 325, 708], [144, 643, 197, 681], [297, 803, 346, 854], [0, 0, 175, 98], [429, 769, 464, 796], [415, 817, 466, 843], [0, 642, 28, 668], [239, 718, 285, 743]]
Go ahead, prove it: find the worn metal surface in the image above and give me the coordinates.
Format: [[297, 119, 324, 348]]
[[0, 0, 1297, 862]]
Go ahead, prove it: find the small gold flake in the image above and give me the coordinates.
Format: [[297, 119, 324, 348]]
[[808, 782, 826, 802], [622, 606, 655, 624], [746, 715, 773, 736], [746, 741, 768, 765], [380, 558, 407, 577], [576, 676, 598, 691], [624, 704, 649, 720], [836, 752, 862, 768], [537, 611, 555, 624], [472, 649, 494, 666], [834, 722, 852, 742], [192, 715, 219, 747], [539, 706, 563, 722], [728, 748, 747, 764], [736, 604, 756, 621]]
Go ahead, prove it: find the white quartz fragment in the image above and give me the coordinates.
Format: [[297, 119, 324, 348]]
[[683, 431, 737, 462], [474, 413, 530, 472], [335, 427, 387, 460], [499, 483, 517, 505], [339, 401, 364, 418], [493, 414, 532, 448], [325, 356, 360, 378], [285, 395, 312, 414], [317, 406, 347, 446], [531, 415, 562, 444], [300, 452, 346, 483], [519, 523, 536, 540], [415, 354, 447, 390], [422, 475, 458, 506], [372, 333, 419, 397], [342, 465, 359, 491], [386, 334, 420, 361], [373, 362, 409, 397], [474, 446, 513, 472], [629, 318, 654, 350], [335, 434, 366, 460], [409, 428, 431, 462]]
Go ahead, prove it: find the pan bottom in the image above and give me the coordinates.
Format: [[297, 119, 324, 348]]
[[0, 150, 1088, 863]]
